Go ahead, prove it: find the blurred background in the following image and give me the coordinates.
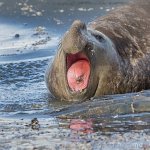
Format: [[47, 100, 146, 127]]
[[0, 0, 130, 62]]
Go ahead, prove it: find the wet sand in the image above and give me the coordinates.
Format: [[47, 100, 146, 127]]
[[0, 117, 150, 150]]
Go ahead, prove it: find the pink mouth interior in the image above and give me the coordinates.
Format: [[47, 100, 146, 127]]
[[66, 52, 90, 92]]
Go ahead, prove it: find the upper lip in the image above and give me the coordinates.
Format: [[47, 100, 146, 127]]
[[66, 51, 89, 70]]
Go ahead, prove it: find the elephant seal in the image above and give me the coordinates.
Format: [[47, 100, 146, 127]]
[[45, 0, 150, 101]]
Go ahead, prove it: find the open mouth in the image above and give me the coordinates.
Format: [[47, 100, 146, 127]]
[[66, 51, 90, 92]]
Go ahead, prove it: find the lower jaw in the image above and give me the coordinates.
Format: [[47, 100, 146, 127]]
[[67, 89, 90, 101]]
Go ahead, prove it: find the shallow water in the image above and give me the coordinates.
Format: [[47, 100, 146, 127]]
[[0, 0, 150, 149]]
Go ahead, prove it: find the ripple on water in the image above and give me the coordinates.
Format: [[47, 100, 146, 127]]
[[0, 58, 54, 117]]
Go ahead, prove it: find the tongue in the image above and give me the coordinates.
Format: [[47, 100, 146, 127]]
[[67, 60, 90, 92]]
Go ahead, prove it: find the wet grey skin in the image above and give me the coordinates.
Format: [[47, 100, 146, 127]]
[[46, 0, 150, 101]]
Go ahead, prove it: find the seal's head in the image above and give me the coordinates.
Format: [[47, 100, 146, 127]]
[[46, 20, 120, 101]]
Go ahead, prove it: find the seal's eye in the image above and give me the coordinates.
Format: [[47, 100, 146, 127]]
[[93, 34, 104, 42]]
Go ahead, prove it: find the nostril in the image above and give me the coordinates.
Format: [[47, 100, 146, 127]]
[[62, 20, 87, 54]]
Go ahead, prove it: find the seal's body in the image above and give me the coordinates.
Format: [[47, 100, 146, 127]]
[[46, 0, 150, 101]]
